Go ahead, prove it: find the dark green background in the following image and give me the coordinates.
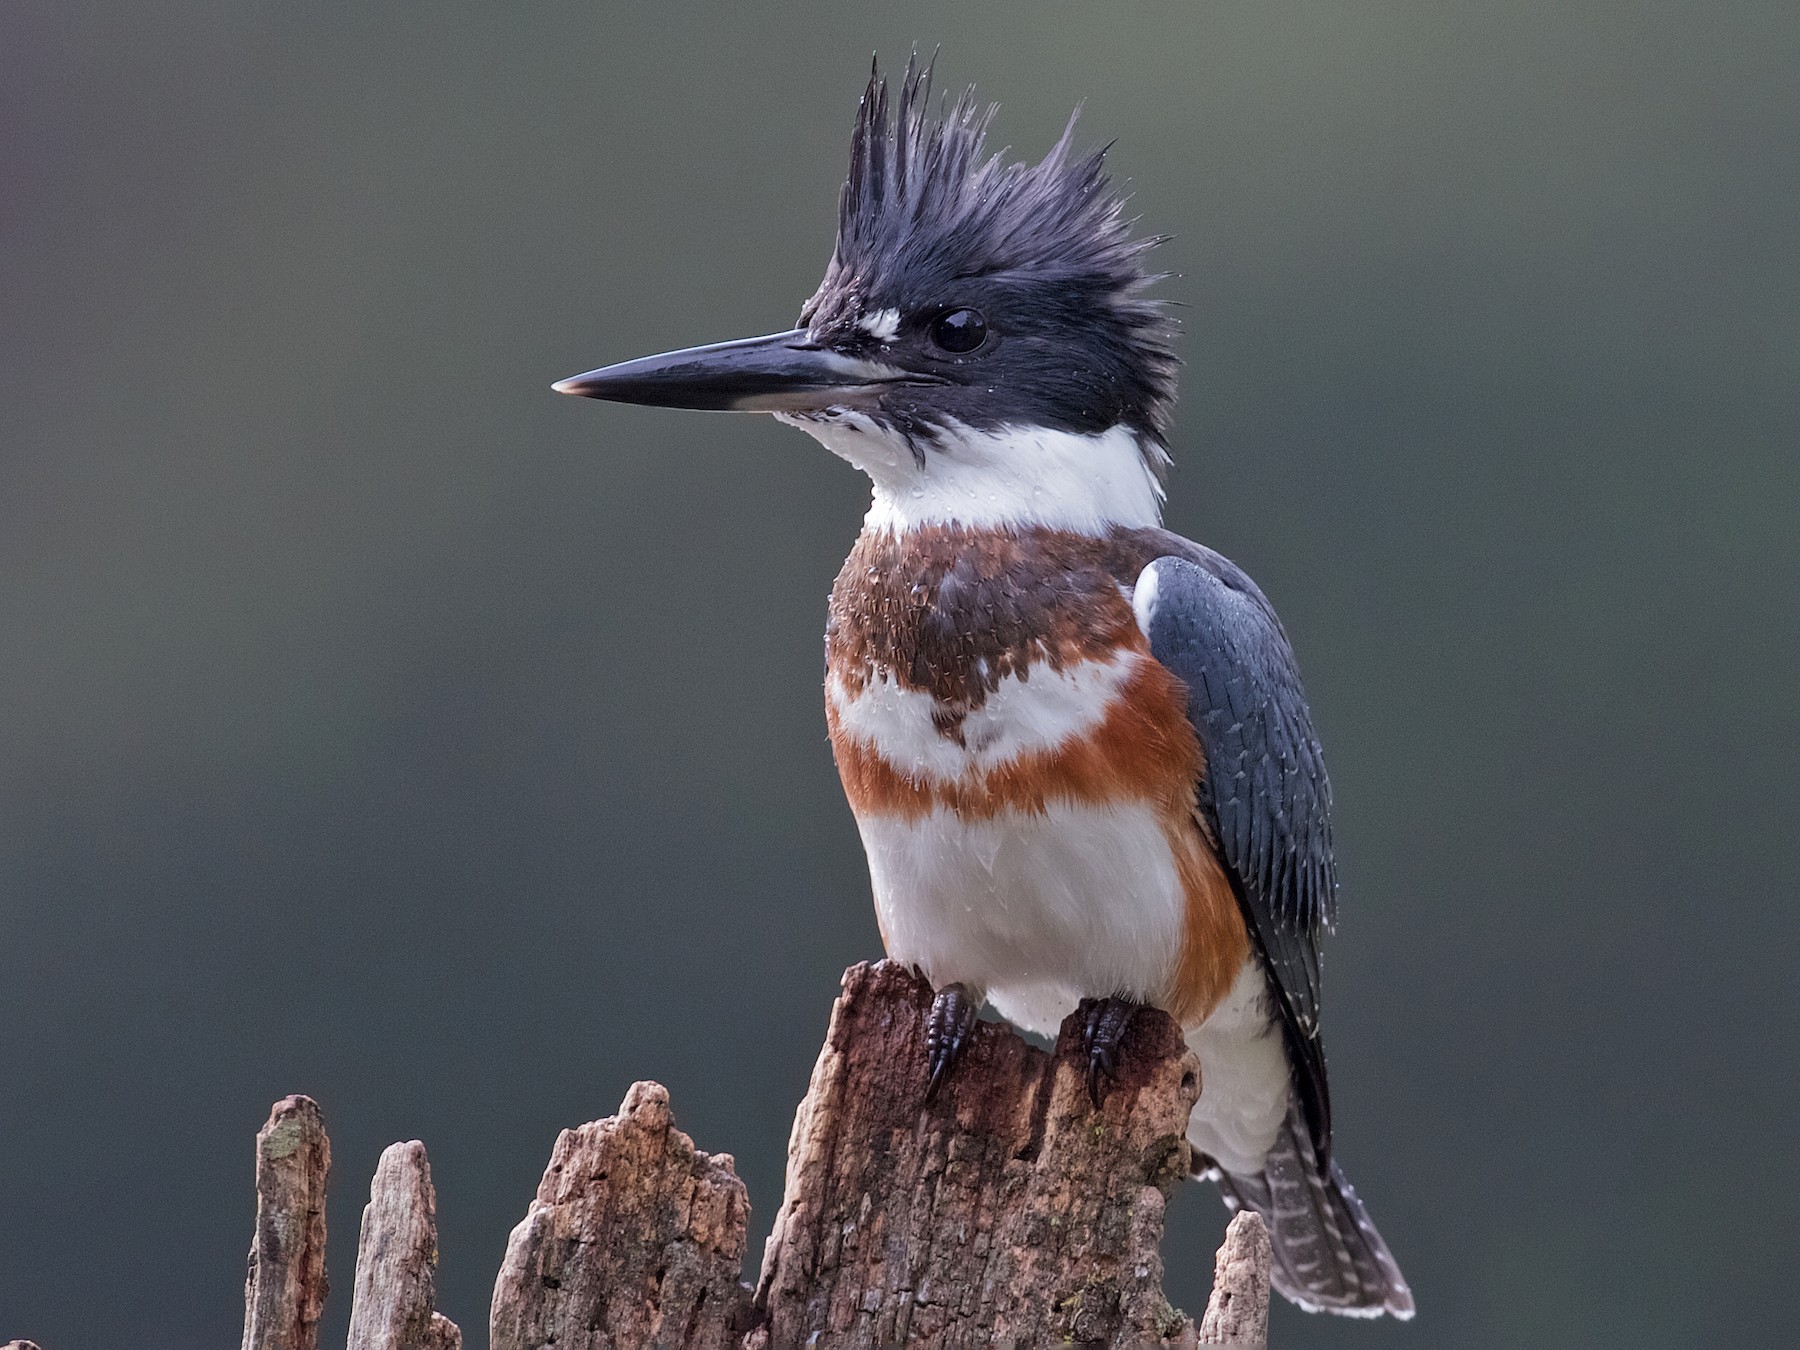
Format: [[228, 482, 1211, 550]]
[[4, 3, 1795, 1346]]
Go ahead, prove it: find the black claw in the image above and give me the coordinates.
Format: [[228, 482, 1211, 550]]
[[1080, 997, 1140, 1107], [925, 983, 979, 1102]]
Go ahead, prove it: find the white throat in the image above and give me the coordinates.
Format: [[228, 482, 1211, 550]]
[[775, 412, 1167, 535]]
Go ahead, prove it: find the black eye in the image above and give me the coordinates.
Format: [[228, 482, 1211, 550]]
[[929, 308, 988, 354]]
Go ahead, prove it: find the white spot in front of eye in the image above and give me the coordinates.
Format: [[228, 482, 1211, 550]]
[[857, 308, 901, 341]]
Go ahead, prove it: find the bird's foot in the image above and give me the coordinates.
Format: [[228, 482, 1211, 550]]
[[1079, 996, 1141, 1107], [924, 983, 979, 1102]]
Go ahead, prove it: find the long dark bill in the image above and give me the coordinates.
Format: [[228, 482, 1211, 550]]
[[553, 328, 914, 413]]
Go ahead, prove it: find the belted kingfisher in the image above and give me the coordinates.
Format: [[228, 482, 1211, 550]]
[[555, 59, 1414, 1319]]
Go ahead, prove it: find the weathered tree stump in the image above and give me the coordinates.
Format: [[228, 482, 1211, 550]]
[[753, 960, 1201, 1347], [1197, 1211, 1272, 1346], [489, 1081, 754, 1350], [242, 1095, 331, 1350], [346, 1141, 462, 1350], [222, 961, 1269, 1348]]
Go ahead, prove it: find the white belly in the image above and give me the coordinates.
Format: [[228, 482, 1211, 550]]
[[855, 800, 1185, 1031], [859, 804, 1290, 1176]]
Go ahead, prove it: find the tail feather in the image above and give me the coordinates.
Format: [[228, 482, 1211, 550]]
[[1214, 1098, 1414, 1319]]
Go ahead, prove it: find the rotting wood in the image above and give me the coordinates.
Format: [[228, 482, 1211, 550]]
[[222, 959, 1272, 1348], [346, 1141, 462, 1350], [242, 1095, 330, 1350], [754, 960, 1203, 1348], [1198, 1210, 1272, 1346], [488, 1080, 754, 1350]]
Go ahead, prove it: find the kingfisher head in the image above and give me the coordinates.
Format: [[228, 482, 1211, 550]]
[[556, 58, 1177, 534]]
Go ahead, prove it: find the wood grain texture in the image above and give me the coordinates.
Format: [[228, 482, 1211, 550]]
[[346, 1140, 462, 1350], [488, 1081, 753, 1350], [242, 1095, 330, 1350], [1198, 1210, 1272, 1346], [754, 960, 1203, 1348]]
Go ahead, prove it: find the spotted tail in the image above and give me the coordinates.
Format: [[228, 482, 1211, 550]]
[[1212, 1096, 1415, 1319]]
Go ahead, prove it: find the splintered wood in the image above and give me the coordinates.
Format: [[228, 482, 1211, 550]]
[[346, 1142, 461, 1350], [1198, 1210, 1273, 1346], [242, 1095, 331, 1350], [238, 1100, 460, 1350], [754, 960, 1201, 1347], [488, 1080, 753, 1350]]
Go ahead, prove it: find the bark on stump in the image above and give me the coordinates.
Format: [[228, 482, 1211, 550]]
[[489, 1081, 754, 1350], [242, 1095, 331, 1350], [754, 960, 1203, 1348], [346, 1141, 462, 1350]]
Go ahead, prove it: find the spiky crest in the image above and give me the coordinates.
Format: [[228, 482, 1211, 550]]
[[801, 56, 1180, 455]]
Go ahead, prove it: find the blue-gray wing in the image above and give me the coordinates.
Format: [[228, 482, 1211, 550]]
[[1133, 549, 1336, 1153]]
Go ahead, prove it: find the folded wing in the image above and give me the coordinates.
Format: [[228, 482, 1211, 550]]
[[1133, 549, 1337, 1156]]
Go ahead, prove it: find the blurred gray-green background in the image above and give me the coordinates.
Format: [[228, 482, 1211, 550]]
[[4, 3, 1796, 1346]]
